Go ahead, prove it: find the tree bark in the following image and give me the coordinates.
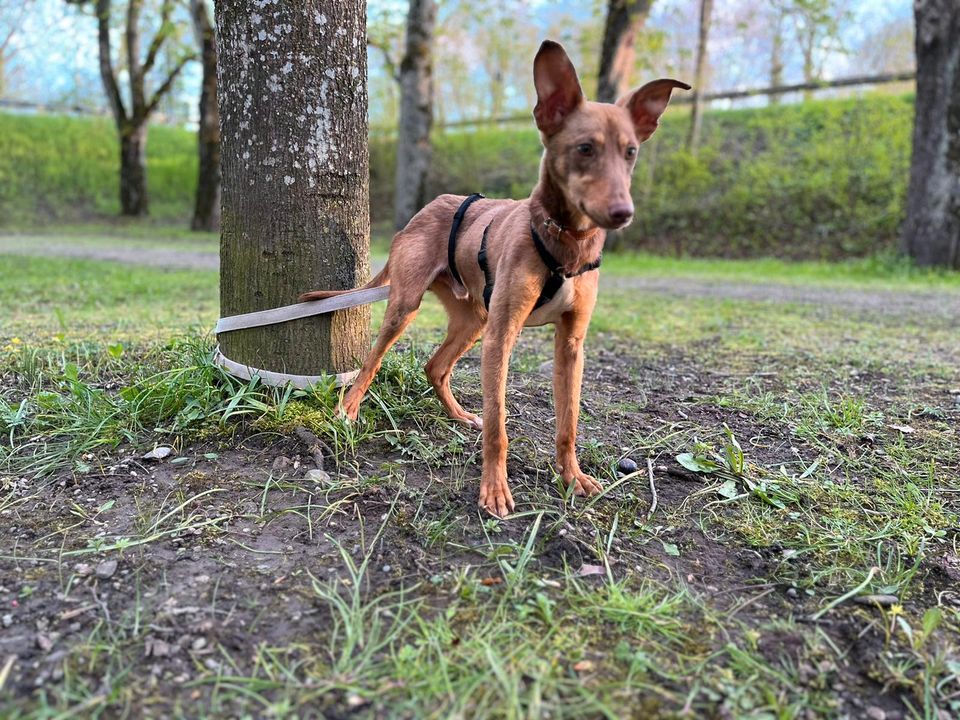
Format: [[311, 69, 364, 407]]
[[190, 0, 220, 232], [686, 0, 712, 152], [902, 0, 960, 269], [119, 123, 148, 216], [216, 0, 372, 376], [597, 0, 653, 104], [394, 0, 436, 230]]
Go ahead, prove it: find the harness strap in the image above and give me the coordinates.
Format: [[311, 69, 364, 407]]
[[477, 221, 602, 311], [447, 193, 485, 286], [477, 224, 495, 309]]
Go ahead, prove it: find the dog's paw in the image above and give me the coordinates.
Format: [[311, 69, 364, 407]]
[[565, 472, 603, 497], [337, 401, 360, 422], [479, 475, 514, 518], [458, 413, 482, 431]]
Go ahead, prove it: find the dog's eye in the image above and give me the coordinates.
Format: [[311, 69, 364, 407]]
[[576, 143, 594, 157], [625, 146, 638, 159]]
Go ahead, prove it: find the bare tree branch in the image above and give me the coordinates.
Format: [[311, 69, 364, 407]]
[[95, 0, 127, 126], [144, 52, 196, 117], [0, 0, 32, 58], [367, 37, 399, 84], [142, 0, 174, 78]]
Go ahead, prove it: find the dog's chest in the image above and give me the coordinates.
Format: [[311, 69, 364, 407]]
[[523, 277, 576, 327]]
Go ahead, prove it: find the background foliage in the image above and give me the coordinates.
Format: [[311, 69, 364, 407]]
[[2, 91, 913, 258]]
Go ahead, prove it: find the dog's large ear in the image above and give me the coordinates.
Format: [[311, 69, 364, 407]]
[[618, 79, 691, 142], [533, 40, 584, 135]]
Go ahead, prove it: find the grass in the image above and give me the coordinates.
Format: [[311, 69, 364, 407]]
[[1, 234, 959, 717]]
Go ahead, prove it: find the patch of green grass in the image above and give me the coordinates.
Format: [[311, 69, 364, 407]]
[[603, 251, 960, 293]]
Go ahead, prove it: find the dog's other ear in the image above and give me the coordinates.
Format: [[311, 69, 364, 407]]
[[533, 40, 584, 135], [618, 79, 691, 142]]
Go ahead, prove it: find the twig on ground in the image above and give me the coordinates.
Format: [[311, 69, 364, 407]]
[[293, 425, 331, 470], [647, 458, 658, 520]]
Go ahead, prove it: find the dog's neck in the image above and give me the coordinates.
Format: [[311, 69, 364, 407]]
[[528, 161, 605, 274]]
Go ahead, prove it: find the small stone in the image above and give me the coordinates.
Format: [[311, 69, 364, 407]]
[[95, 559, 118, 579], [786, 588, 798, 598], [617, 457, 639, 475], [381, 565, 392, 573], [146, 638, 173, 657], [192, 637, 207, 651], [305, 469, 330, 484], [537, 360, 554, 376], [2, 614, 12, 627], [142, 446, 173, 461], [36, 633, 53, 652], [271, 455, 292, 470], [74, 563, 93, 577], [866, 707, 886, 720]]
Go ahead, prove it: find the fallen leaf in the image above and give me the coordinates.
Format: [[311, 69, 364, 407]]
[[573, 660, 595, 672], [661, 541, 680, 557], [480, 577, 503, 586], [887, 424, 915, 434], [576, 564, 605, 577], [716, 479, 739, 499], [854, 594, 899, 607]]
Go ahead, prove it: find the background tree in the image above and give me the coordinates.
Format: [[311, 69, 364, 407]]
[[686, 0, 712, 151], [0, 0, 32, 98], [784, 0, 848, 100], [902, 0, 959, 269], [189, 0, 218, 231], [768, 3, 786, 104], [68, 0, 195, 216], [596, 0, 654, 104], [217, 0, 373, 376], [393, 0, 436, 230]]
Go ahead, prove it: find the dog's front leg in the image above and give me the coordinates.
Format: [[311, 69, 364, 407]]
[[553, 293, 602, 498], [478, 292, 537, 518]]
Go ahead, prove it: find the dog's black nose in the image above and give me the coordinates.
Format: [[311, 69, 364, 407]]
[[608, 203, 634, 225]]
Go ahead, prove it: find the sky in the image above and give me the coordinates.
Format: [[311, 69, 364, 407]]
[[0, 0, 914, 125]]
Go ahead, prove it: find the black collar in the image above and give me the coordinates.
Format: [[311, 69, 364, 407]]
[[529, 223, 602, 279]]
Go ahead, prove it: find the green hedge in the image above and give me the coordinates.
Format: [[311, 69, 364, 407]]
[[2, 93, 914, 258], [0, 113, 196, 224]]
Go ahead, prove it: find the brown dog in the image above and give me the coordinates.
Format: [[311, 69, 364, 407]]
[[300, 41, 688, 517]]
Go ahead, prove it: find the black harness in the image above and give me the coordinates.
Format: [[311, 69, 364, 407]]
[[448, 193, 602, 312]]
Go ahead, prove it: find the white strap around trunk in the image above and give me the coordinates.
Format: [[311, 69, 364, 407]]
[[213, 285, 390, 388]]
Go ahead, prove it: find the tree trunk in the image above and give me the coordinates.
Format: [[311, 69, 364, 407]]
[[394, 0, 436, 230], [119, 123, 149, 216], [769, 9, 784, 105], [191, 0, 220, 232], [902, 0, 960, 269], [686, 0, 713, 152], [597, 0, 653, 104], [216, 0, 372, 376]]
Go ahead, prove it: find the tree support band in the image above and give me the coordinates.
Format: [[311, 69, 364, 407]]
[[214, 285, 391, 388]]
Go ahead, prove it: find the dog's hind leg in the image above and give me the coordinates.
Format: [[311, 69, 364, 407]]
[[425, 282, 486, 430], [339, 258, 432, 420]]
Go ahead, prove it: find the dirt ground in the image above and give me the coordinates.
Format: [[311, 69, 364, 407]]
[[1, 239, 958, 717], [2, 333, 958, 717]]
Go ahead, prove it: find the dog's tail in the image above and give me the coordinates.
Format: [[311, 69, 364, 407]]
[[298, 263, 390, 302]]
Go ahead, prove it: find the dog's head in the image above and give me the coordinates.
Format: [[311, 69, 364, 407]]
[[533, 40, 689, 230]]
